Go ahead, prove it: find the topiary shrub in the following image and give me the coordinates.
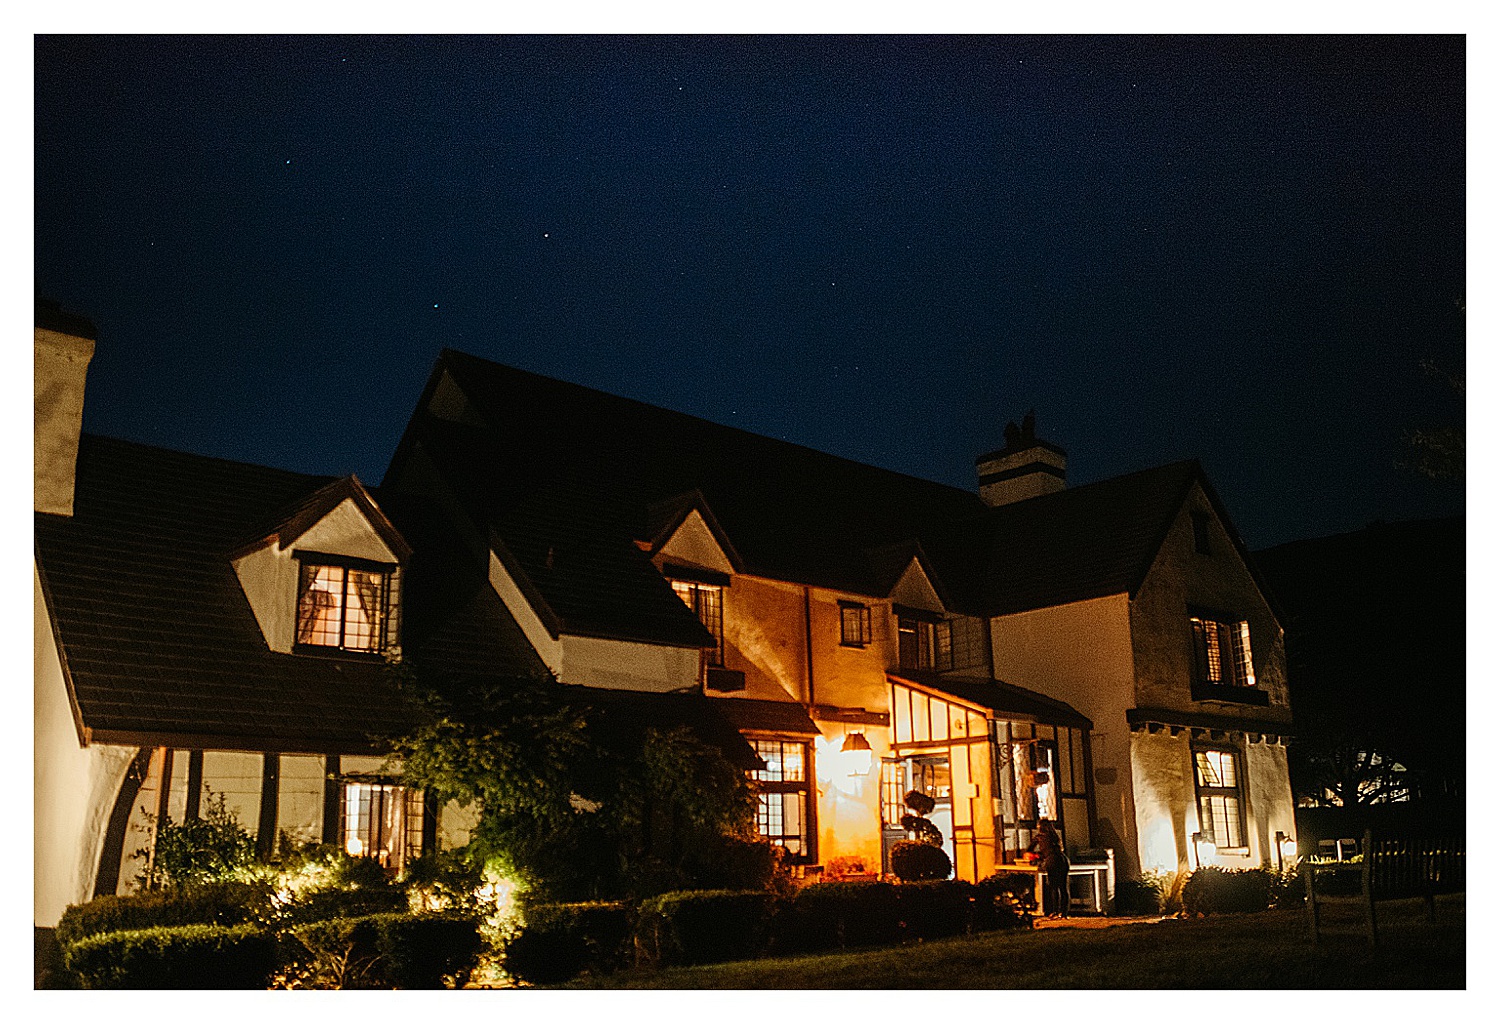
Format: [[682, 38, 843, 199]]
[[897, 879, 975, 940], [890, 840, 952, 881], [635, 890, 777, 967], [1181, 867, 1274, 916], [770, 880, 902, 954], [56, 881, 274, 949], [64, 923, 277, 989]]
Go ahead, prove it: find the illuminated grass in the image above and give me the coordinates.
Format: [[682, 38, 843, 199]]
[[566, 896, 1463, 989]]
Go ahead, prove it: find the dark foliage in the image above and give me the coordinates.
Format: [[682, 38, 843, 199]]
[[974, 871, 1040, 916], [55, 882, 274, 949], [1112, 878, 1166, 916], [282, 913, 482, 989], [890, 840, 952, 881], [137, 792, 258, 889], [636, 890, 778, 966], [771, 881, 902, 954], [896, 880, 975, 940], [64, 923, 278, 989], [1181, 867, 1274, 916], [278, 884, 410, 925], [505, 899, 635, 983]]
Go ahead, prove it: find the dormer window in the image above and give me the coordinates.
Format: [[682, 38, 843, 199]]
[[671, 579, 724, 667], [296, 556, 397, 654]]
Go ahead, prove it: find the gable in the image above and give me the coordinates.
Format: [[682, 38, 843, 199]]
[[655, 508, 735, 576], [888, 556, 944, 613]]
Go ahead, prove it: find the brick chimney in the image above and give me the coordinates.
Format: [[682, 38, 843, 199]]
[[35, 300, 96, 516], [975, 410, 1067, 507]]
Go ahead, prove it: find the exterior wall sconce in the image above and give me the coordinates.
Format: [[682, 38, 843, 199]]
[[1190, 831, 1211, 871], [840, 731, 873, 777], [1274, 830, 1297, 872]]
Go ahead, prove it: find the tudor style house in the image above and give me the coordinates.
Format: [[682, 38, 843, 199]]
[[35, 310, 1295, 927]]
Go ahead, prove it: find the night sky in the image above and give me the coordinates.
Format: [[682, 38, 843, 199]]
[[34, 34, 1465, 550]]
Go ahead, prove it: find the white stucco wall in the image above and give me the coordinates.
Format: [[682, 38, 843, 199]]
[[888, 559, 943, 613], [35, 564, 137, 926], [233, 497, 399, 653], [560, 635, 702, 692], [488, 551, 564, 673], [34, 327, 94, 517], [655, 510, 734, 575], [989, 594, 1143, 875]]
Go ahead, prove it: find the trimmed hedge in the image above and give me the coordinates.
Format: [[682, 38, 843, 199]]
[[55, 882, 274, 949], [279, 884, 410, 924], [897, 880, 976, 940], [505, 901, 634, 984], [771, 881, 902, 954], [636, 890, 777, 967], [283, 912, 483, 989], [1181, 867, 1274, 916], [1112, 878, 1165, 916], [64, 923, 278, 989]]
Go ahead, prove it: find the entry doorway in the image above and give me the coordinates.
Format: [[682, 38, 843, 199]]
[[879, 755, 955, 874]]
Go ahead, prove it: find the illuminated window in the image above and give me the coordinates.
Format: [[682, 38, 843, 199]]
[[751, 739, 810, 860], [1190, 615, 1254, 687], [1194, 748, 1246, 848], [342, 782, 424, 873], [671, 580, 724, 666], [840, 602, 872, 646], [1010, 740, 1059, 822], [897, 616, 935, 671], [297, 560, 395, 653]]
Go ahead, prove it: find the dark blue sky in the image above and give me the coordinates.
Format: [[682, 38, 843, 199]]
[[35, 35, 1464, 550]]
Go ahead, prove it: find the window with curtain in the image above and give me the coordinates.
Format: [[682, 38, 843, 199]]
[[1189, 615, 1255, 687], [342, 781, 424, 874], [296, 560, 394, 653]]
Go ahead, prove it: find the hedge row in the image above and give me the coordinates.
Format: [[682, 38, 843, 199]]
[[63, 923, 279, 989], [506, 879, 1029, 984], [282, 913, 484, 989], [55, 881, 275, 948]]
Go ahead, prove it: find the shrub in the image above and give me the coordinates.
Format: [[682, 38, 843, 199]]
[[636, 890, 777, 966], [771, 881, 902, 954], [282, 913, 482, 989], [897, 880, 975, 940], [890, 840, 952, 882], [511, 900, 634, 981], [64, 923, 277, 989], [1181, 867, 1274, 916], [975, 871, 1039, 917], [1112, 877, 1165, 916], [56, 881, 274, 949], [502, 928, 590, 986], [137, 792, 258, 889], [279, 884, 410, 925]]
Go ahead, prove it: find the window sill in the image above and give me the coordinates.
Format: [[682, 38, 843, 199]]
[[1191, 682, 1269, 706], [292, 644, 388, 662]]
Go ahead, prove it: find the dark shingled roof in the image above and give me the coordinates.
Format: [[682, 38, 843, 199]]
[[35, 435, 541, 753], [557, 686, 762, 770], [394, 351, 1233, 635]]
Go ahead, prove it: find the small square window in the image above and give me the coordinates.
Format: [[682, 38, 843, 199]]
[[840, 602, 872, 646], [297, 560, 396, 654]]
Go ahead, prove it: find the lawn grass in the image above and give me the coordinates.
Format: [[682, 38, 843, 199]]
[[567, 895, 1464, 989]]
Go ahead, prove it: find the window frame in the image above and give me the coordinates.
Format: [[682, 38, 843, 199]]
[[340, 779, 425, 874], [671, 579, 725, 667], [1192, 745, 1248, 850], [839, 601, 873, 647], [293, 552, 397, 656], [749, 737, 815, 863], [1188, 609, 1259, 692], [897, 616, 934, 671]]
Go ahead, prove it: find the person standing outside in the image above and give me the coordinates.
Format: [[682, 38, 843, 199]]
[[1031, 819, 1071, 918]]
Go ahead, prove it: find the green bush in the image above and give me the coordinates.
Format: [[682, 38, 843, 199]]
[[279, 884, 410, 924], [64, 923, 277, 989], [636, 890, 777, 966], [975, 871, 1039, 917], [510, 900, 634, 982], [1112, 878, 1165, 916], [282, 912, 482, 989], [771, 881, 902, 953], [139, 792, 258, 888], [889, 840, 952, 881], [503, 928, 591, 986], [897, 880, 975, 940], [1181, 867, 1274, 916], [56, 881, 274, 949]]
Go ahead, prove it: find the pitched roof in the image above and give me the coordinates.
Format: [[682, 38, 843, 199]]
[[35, 435, 541, 753], [395, 351, 1237, 628], [890, 672, 1093, 729]]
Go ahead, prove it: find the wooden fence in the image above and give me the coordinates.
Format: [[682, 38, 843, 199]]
[[1301, 830, 1464, 946]]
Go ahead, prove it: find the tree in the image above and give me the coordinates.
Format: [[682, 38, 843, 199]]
[[392, 668, 763, 901]]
